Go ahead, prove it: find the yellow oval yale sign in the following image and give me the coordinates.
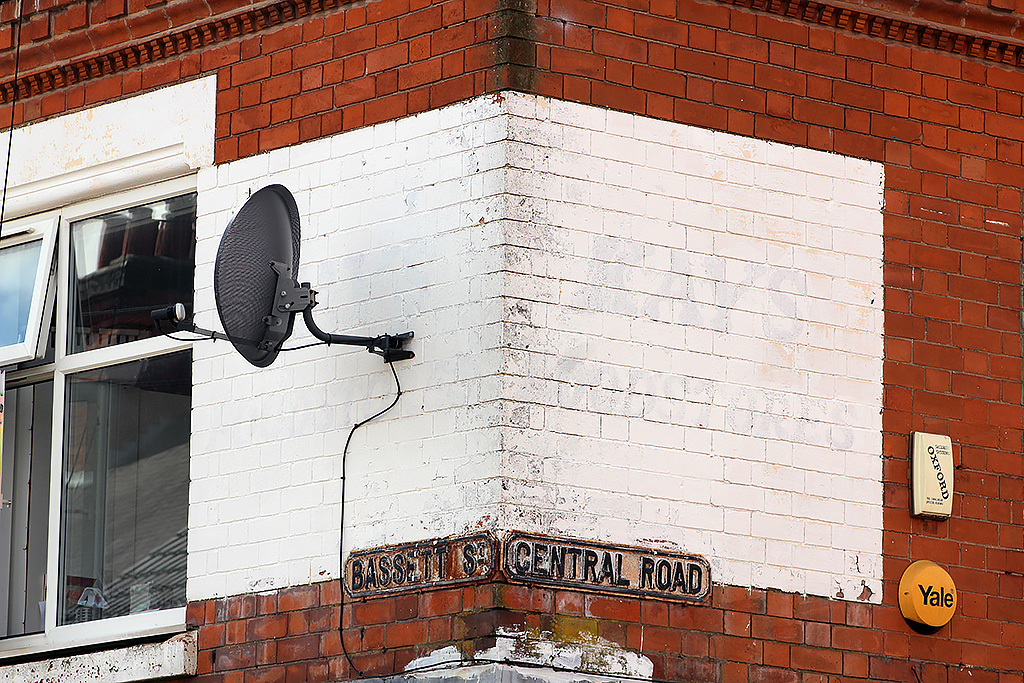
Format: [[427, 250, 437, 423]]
[[898, 560, 957, 628]]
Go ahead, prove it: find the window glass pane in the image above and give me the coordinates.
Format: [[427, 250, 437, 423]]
[[69, 194, 196, 353], [0, 380, 52, 638], [0, 240, 44, 348], [59, 351, 190, 625]]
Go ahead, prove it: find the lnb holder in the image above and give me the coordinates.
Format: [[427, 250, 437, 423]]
[[370, 332, 415, 362]]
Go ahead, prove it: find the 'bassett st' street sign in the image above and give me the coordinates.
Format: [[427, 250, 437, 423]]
[[345, 533, 497, 598]]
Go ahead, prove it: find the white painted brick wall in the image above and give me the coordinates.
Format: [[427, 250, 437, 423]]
[[189, 96, 509, 600], [190, 92, 883, 603], [494, 94, 884, 602]]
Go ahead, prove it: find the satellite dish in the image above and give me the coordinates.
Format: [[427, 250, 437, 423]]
[[215, 184, 301, 367], [152, 184, 413, 366]]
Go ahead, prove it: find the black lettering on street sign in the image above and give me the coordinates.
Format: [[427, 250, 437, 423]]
[[344, 533, 497, 598], [502, 532, 711, 603]]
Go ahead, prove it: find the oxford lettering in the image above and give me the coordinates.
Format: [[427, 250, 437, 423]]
[[927, 446, 950, 500]]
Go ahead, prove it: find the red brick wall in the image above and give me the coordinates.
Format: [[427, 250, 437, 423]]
[[182, 582, 342, 683], [515, 0, 1024, 675], [3, 0, 1023, 679], [182, 575, 1023, 682], [209, 0, 506, 161], [0, 0, 521, 162]]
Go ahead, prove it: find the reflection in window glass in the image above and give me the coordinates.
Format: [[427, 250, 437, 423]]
[[0, 240, 44, 348], [0, 381, 52, 638], [69, 194, 196, 353], [59, 351, 190, 625]]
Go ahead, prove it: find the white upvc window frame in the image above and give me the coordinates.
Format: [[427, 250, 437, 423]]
[[0, 175, 195, 660], [0, 213, 59, 368]]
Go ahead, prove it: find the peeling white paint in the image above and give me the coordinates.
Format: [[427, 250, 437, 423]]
[[403, 628, 653, 680], [484, 628, 654, 679], [376, 663, 643, 683], [403, 645, 464, 671], [0, 631, 196, 683]]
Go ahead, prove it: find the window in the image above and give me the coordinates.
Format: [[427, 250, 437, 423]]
[[0, 178, 195, 654], [60, 352, 190, 625], [0, 215, 58, 367]]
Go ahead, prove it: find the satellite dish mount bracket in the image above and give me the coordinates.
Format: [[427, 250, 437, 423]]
[[261, 260, 308, 354], [271, 261, 415, 363]]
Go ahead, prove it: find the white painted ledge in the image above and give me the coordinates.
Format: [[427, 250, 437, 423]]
[[4, 145, 193, 219], [0, 631, 197, 683], [0, 75, 215, 221]]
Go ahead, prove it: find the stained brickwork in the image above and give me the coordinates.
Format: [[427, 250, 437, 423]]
[[181, 576, 1024, 682], [508, 7, 1024, 674]]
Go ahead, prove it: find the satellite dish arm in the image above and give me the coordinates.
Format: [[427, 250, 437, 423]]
[[301, 306, 376, 347], [155, 256, 414, 362], [153, 299, 413, 361], [300, 289, 415, 363]]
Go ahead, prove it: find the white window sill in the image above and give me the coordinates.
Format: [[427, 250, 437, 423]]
[[0, 630, 195, 682]]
